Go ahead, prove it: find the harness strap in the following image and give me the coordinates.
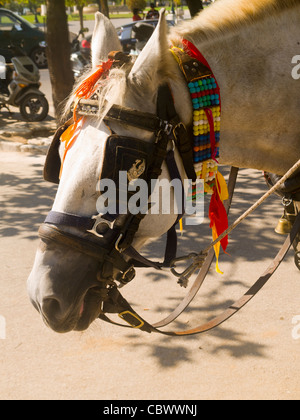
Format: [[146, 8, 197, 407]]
[[104, 104, 163, 133], [264, 171, 300, 198], [99, 210, 300, 336], [113, 83, 189, 253], [44, 211, 95, 230], [99, 166, 237, 330]]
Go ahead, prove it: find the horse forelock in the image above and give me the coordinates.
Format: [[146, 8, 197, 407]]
[[170, 0, 300, 44], [62, 65, 132, 126]]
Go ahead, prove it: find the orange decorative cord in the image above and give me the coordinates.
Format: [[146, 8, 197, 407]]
[[59, 60, 113, 179], [74, 59, 113, 99]]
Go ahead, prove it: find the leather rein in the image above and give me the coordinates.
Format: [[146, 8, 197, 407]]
[[39, 50, 300, 336]]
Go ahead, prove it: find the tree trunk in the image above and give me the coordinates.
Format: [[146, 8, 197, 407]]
[[100, 0, 109, 17], [186, 0, 203, 18], [78, 6, 84, 31], [46, 0, 74, 122]]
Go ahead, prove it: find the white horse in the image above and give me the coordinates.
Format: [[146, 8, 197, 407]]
[[27, 0, 300, 333]]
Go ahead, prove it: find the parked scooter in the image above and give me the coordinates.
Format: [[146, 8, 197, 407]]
[[70, 28, 90, 78], [0, 43, 49, 122]]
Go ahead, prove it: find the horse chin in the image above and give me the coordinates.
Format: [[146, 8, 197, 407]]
[[73, 287, 104, 332]]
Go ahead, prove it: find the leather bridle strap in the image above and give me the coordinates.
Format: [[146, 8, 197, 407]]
[[109, 166, 237, 329], [99, 199, 300, 336], [153, 165, 239, 328]]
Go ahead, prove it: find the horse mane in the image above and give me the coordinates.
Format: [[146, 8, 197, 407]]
[[170, 0, 300, 44]]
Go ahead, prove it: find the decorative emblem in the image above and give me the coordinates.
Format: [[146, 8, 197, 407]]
[[127, 159, 146, 182]]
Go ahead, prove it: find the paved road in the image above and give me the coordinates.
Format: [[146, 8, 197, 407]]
[[0, 151, 299, 400]]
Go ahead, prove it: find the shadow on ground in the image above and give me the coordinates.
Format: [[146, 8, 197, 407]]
[[0, 163, 57, 240]]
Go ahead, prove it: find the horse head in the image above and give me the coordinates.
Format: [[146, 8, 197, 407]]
[[27, 11, 188, 333]]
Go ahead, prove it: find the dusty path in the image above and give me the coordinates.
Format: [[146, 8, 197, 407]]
[[0, 151, 299, 400]]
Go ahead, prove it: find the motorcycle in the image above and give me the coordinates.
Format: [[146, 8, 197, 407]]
[[0, 43, 49, 122], [70, 28, 90, 78]]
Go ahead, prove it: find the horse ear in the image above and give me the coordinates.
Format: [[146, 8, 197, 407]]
[[128, 9, 171, 91], [91, 12, 122, 68]]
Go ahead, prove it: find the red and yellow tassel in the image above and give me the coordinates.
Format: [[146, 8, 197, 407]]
[[208, 171, 229, 274]]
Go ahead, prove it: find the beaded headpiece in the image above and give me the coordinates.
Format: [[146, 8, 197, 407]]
[[171, 42, 228, 273], [171, 45, 221, 195], [189, 77, 220, 194]]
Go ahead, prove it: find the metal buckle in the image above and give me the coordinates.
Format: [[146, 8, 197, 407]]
[[161, 120, 173, 136], [118, 311, 145, 329], [115, 233, 124, 252], [118, 264, 135, 288], [87, 214, 114, 238], [170, 252, 207, 288], [282, 196, 293, 207]]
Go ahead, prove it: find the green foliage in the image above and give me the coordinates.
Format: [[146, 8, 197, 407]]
[[65, 0, 90, 7], [127, 0, 147, 13], [13, 0, 44, 12]]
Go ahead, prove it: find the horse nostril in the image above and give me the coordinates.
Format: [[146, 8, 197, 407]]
[[41, 297, 62, 320], [40, 297, 77, 333]]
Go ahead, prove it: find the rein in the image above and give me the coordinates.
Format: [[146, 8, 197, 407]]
[[40, 46, 300, 336]]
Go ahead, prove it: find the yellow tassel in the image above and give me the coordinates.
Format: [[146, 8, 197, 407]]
[[216, 171, 229, 201], [179, 218, 183, 236], [212, 224, 224, 274]]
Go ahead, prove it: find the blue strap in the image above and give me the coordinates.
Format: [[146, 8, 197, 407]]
[[44, 211, 94, 230]]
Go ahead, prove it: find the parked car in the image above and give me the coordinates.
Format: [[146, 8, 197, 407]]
[[0, 8, 47, 68], [79, 19, 176, 58]]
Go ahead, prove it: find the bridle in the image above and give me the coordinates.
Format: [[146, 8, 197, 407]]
[[39, 72, 198, 314], [38, 48, 300, 336]]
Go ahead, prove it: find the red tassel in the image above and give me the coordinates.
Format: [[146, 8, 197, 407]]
[[209, 188, 228, 252]]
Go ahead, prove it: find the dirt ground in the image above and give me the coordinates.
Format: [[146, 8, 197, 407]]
[[0, 151, 299, 400]]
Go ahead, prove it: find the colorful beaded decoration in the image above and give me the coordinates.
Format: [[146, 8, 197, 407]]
[[171, 42, 229, 274], [170, 45, 221, 196], [188, 77, 221, 194]]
